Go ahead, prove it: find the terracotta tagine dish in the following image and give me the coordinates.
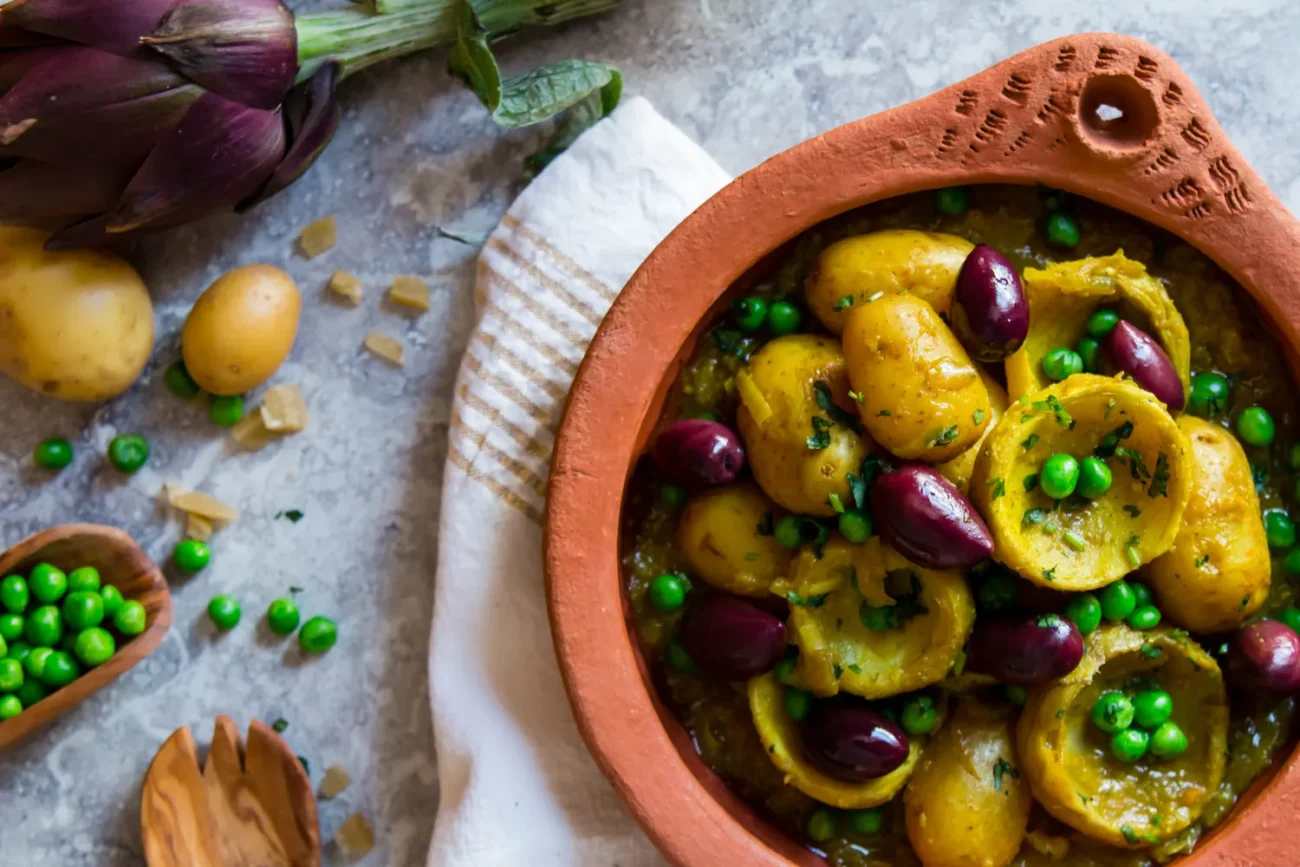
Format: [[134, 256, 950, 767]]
[[545, 34, 1300, 867]]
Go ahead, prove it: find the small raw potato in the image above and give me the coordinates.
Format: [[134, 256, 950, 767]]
[[1018, 625, 1227, 848], [904, 699, 1030, 867], [937, 368, 1008, 494], [842, 292, 990, 462], [747, 672, 920, 809], [676, 484, 791, 597], [0, 226, 153, 401], [182, 265, 301, 395], [1145, 417, 1270, 631], [805, 230, 974, 334], [735, 334, 870, 516]]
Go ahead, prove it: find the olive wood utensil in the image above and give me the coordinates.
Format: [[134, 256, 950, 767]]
[[0, 524, 171, 750], [142, 715, 321, 867]]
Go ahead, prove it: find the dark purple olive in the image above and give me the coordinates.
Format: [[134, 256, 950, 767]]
[[968, 614, 1084, 685], [1228, 620, 1300, 693], [652, 419, 745, 488], [871, 464, 993, 569], [800, 705, 910, 782], [951, 245, 1030, 362], [1102, 321, 1185, 411], [679, 595, 786, 680]]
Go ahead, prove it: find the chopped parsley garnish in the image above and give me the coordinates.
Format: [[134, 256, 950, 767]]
[[833, 663, 844, 679], [756, 512, 774, 536], [847, 663, 862, 674], [988, 477, 1006, 499], [1125, 533, 1142, 569], [1021, 433, 1040, 450], [1094, 421, 1134, 458], [848, 390, 865, 404], [1104, 398, 1116, 420], [877, 408, 892, 416], [1241, 593, 1253, 611], [1252, 460, 1270, 491], [1148, 452, 1170, 497], [833, 295, 855, 311], [992, 758, 1018, 791], [1056, 708, 1067, 719], [1023, 508, 1046, 526], [1151, 813, 1163, 827], [1045, 395, 1073, 428], [272, 717, 289, 733], [865, 291, 884, 302], [1079, 792, 1093, 805], [1036, 614, 1063, 628], [277, 509, 305, 523], [711, 328, 752, 359], [828, 492, 845, 514], [298, 756, 310, 774], [787, 591, 830, 608], [1121, 826, 1139, 845], [1141, 645, 1164, 659], [1114, 446, 1151, 482], [973, 408, 986, 425], [1063, 530, 1087, 552], [847, 453, 893, 510], [1020, 413, 1034, 423], [1194, 554, 1209, 568], [1169, 629, 1189, 642], [814, 380, 862, 433], [928, 425, 960, 447], [1123, 504, 1142, 518], [289, 586, 304, 594], [744, 552, 759, 561], [807, 416, 833, 450], [1024, 474, 1039, 492], [1043, 566, 1058, 582]]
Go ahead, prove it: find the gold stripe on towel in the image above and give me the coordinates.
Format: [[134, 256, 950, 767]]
[[450, 409, 548, 497], [501, 214, 619, 302], [448, 444, 542, 524], [481, 265, 593, 348], [480, 302, 580, 378], [471, 329, 569, 403], [486, 236, 606, 326], [461, 352, 555, 428], [456, 382, 553, 462]]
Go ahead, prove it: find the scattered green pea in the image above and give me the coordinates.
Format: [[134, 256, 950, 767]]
[[74, 627, 116, 668], [24, 606, 62, 647], [1064, 593, 1103, 636], [108, 434, 150, 474], [23, 647, 52, 681], [1044, 211, 1081, 249], [1086, 308, 1121, 340], [6, 641, 32, 664], [1280, 607, 1300, 635], [165, 361, 201, 399], [838, 509, 873, 544], [266, 598, 302, 636], [1111, 727, 1149, 762], [298, 616, 337, 653], [0, 694, 20, 719], [807, 808, 837, 843], [113, 600, 147, 636], [1127, 605, 1161, 631], [773, 515, 803, 549], [977, 570, 1019, 615], [648, 574, 687, 613], [664, 640, 695, 674], [1236, 406, 1275, 448], [658, 484, 687, 508], [99, 585, 124, 618], [784, 687, 812, 721], [0, 614, 22, 644], [1077, 337, 1100, 373], [1132, 689, 1173, 730], [934, 186, 969, 215], [41, 650, 78, 687], [733, 296, 769, 333], [846, 807, 885, 835], [1040, 454, 1080, 499], [766, 301, 802, 336], [59, 632, 79, 656], [174, 539, 212, 575], [0, 658, 22, 692], [0, 575, 28, 614], [1076, 457, 1112, 499], [209, 395, 245, 427], [62, 591, 104, 631], [1041, 348, 1084, 383], [1150, 721, 1188, 758], [34, 437, 73, 470], [1188, 372, 1232, 418], [14, 678, 46, 708], [1099, 579, 1137, 622], [66, 567, 100, 594], [692, 411, 721, 422], [774, 651, 799, 684], [901, 695, 938, 735], [1265, 510, 1296, 549], [28, 563, 66, 604], [1005, 685, 1028, 707], [859, 603, 896, 633], [0, 635, 6, 661], [207, 595, 241, 631], [1130, 582, 1154, 610], [1290, 442, 1300, 471], [1092, 691, 1135, 733]]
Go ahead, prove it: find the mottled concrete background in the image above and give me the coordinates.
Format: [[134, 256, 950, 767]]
[[2, 1, 1298, 864]]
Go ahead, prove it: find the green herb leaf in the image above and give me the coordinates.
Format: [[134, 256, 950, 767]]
[[711, 328, 752, 358], [833, 296, 855, 311], [973, 408, 986, 425], [928, 425, 960, 448], [992, 758, 1018, 791], [1123, 504, 1142, 518], [1148, 452, 1170, 498], [1063, 530, 1087, 552], [1056, 707, 1066, 719], [866, 291, 884, 302], [988, 477, 1006, 499], [298, 755, 311, 774], [1194, 553, 1209, 568], [1094, 421, 1135, 458], [276, 509, 304, 522], [1042, 566, 1057, 582], [828, 493, 845, 514], [1024, 474, 1039, 492], [744, 551, 759, 561], [877, 408, 892, 416], [1046, 395, 1073, 428], [1021, 433, 1040, 450], [787, 591, 830, 608], [814, 380, 863, 433], [847, 663, 862, 674], [289, 586, 304, 594], [833, 663, 844, 679], [272, 717, 289, 733], [1114, 446, 1151, 482], [848, 390, 866, 404], [807, 416, 833, 450], [1240, 593, 1253, 611], [1023, 508, 1046, 526], [1141, 645, 1164, 659], [1121, 826, 1139, 845], [1252, 460, 1270, 491]]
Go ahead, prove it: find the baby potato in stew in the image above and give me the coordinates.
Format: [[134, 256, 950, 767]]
[[621, 186, 1300, 866]]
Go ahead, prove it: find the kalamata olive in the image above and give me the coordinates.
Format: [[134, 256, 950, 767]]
[[1102, 321, 1185, 411], [1228, 620, 1300, 693], [679, 595, 786, 680], [968, 614, 1084, 684], [800, 704, 910, 782], [871, 464, 993, 569], [652, 419, 746, 487], [950, 245, 1030, 362]]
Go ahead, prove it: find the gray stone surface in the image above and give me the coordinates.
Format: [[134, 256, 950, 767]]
[[1, 0, 1298, 863]]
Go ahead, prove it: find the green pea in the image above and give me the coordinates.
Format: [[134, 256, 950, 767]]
[[732, 296, 769, 333], [1132, 689, 1173, 730], [298, 616, 338, 653], [165, 361, 201, 399], [1005, 686, 1028, 707], [0, 694, 21, 719], [23, 647, 52, 680], [6, 641, 32, 664], [28, 563, 67, 604], [62, 591, 104, 631], [1099, 580, 1137, 622], [74, 627, 116, 667], [0, 635, 6, 660], [174, 539, 212, 575], [209, 395, 245, 427], [658, 484, 687, 508], [108, 434, 150, 473], [1064, 593, 1103, 636], [838, 509, 873, 544], [99, 585, 124, 618], [113, 600, 148, 636], [66, 567, 100, 594], [266, 598, 301, 636], [1091, 691, 1135, 733], [859, 603, 896, 633], [0, 658, 22, 692], [784, 687, 812, 721], [14, 678, 47, 708], [24, 606, 62, 647], [1188, 372, 1232, 418], [977, 569, 1019, 615], [1129, 582, 1154, 609], [0, 614, 22, 644], [1127, 605, 1161, 631], [1280, 607, 1300, 634], [901, 694, 938, 735], [1290, 442, 1300, 471], [846, 807, 884, 836], [648, 574, 687, 613], [41, 650, 78, 687], [692, 411, 721, 422], [1076, 457, 1112, 499], [0, 575, 28, 613], [1236, 406, 1275, 448], [1040, 348, 1084, 383], [207, 595, 242, 631], [34, 437, 73, 470], [1086, 308, 1121, 340], [773, 515, 803, 549], [1040, 454, 1080, 499], [59, 631, 79, 656], [774, 651, 799, 684], [807, 808, 837, 843], [1265, 510, 1296, 549], [1150, 721, 1188, 758], [664, 640, 695, 674], [934, 186, 969, 215], [766, 301, 802, 336], [1077, 337, 1101, 373], [1111, 727, 1149, 762], [1044, 211, 1080, 249]]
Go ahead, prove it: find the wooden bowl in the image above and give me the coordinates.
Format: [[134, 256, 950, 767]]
[[0, 524, 171, 750], [545, 33, 1300, 867]]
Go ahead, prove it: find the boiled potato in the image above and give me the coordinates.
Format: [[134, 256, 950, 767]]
[[805, 230, 974, 334], [904, 699, 1030, 867], [736, 335, 869, 516], [937, 368, 1008, 494], [0, 226, 153, 401], [1145, 416, 1270, 631], [182, 264, 301, 395], [677, 484, 791, 596], [842, 293, 990, 462]]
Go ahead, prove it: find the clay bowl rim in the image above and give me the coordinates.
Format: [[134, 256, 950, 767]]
[[0, 523, 173, 751], [545, 32, 1300, 867]]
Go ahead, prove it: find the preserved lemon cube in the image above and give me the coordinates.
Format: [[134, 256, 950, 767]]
[[185, 514, 214, 542], [364, 332, 405, 366], [320, 765, 351, 799], [335, 813, 374, 856], [298, 216, 336, 258], [261, 384, 308, 432], [388, 275, 430, 313], [327, 270, 363, 305]]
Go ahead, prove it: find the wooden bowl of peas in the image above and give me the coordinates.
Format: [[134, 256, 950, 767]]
[[0, 524, 171, 749]]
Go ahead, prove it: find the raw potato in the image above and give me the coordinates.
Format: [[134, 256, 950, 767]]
[[182, 265, 300, 395], [937, 368, 1008, 494], [805, 230, 974, 334], [677, 484, 791, 597], [904, 699, 1030, 867], [842, 292, 990, 462], [1145, 417, 1270, 631], [0, 226, 153, 401], [736, 335, 870, 516]]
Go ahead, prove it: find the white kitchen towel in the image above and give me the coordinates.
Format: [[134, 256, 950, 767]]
[[427, 96, 731, 866]]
